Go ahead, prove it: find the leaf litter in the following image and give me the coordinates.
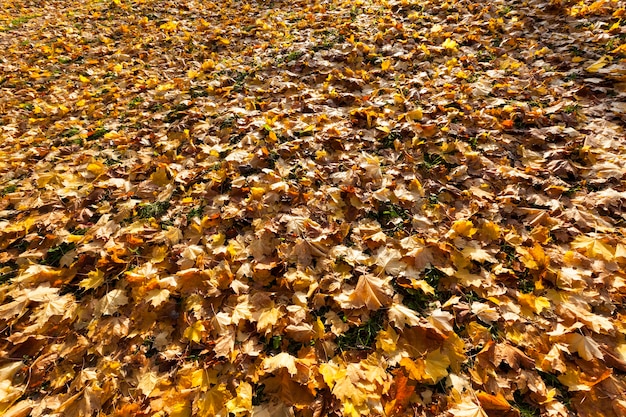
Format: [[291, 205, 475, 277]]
[[1, 0, 626, 416]]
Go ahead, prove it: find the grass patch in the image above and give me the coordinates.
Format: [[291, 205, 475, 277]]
[[190, 86, 209, 98], [277, 50, 304, 64], [232, 71, 248, 92], [369, 202, 411, 233], [128, 96, 144, 108], [136, 201, 170, 219], [379, 130, 402, 149], [43, 242, 75, 267], [513, 391, 540, 417], [422, 153, 445, 169], [88, 128, 109, 140], [187, 205, 204, 221], [337, 310, 385, 350], [220, 114, 239, 129], [3, 15, 37, 30], [61, 127, 80, 138], [0, 262, 18, 285], [564, 104, 580, 114], [1, 184, 17, 196]]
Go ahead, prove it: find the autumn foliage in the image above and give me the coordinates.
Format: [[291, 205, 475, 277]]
[[1, 0, 626, 416]]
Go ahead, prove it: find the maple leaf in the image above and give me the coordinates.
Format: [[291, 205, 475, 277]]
[[571, 235, 614, 261], [461, 241, 497, 263], [337, 274, 393, 310], [79, 269, 105, 290], [517, 293, 551, 315], [97, 289, 128, 316], [476, 391, 513, 412], [384, 370, 415, 416], [388, 302, 421, 328], [564, 333, 604, 361], [400, 349, 450, 384], [375, 246, 405, 275], [198, 384, 230, 416], [225, 381, 253, 415], [446, 398, 488, 417], [423, 349, 451, 382], [136, 369, 159, 397], [262, 352, 298, 376], [451, 219, 477, 238], [144, 288, 170, 307], [442, 38, 459, 52], [0, 362, 24, 412], [471, 302, 500, 324], [183, 321, 206, 343], [3, 0, 626, 415]]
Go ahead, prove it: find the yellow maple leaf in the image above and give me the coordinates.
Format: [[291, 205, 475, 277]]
[[201, 59, 215, 71], [586, 55, 611, 72], [183, 321, 205, 343], [249, 187, 265, 200], [262, 352, 298, 376], [98, 289, 128, 315], [376, 326, 399, 353], [0, 361, 24, 411], [319, 361, 346, 390], [160, 20, 179, 32], [571, 235, 614, 261], [424, 349, 450, 382], [150, 166, 171, 187], [86, 161, 105, 176], [388, 302, 422, 328], [404, 108, 423, 121], [476, 391, 512, 411], [451, 219, 477, 238], [136, 369, 159, 397], [400, 357, 425, 381], [479, 221, 501, 240], [225, 381, 252, 414], [557, 368, 592, 391], [145, 289, 170, 307], [168, 402, 191, 417], [519, 243, 548, 269], [518, 293, 551, 315], [80, 269, 105, 290], [198, 384, 230, 416], [447, 398, 488, 417], [442, 38, 458, 52], [407, 279, 435, 294]]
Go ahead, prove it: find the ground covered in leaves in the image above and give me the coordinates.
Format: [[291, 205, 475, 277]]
[[1, 0, 626, 416]]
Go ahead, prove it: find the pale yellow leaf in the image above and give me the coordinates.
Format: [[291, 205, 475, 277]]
[[586, 55, 610, 73], [80, 269, 105, 290], [563, 333, 603, 361], [262, 352, 298, 376], [136, 370, 159, 397], [446, 398, 488, 417], [183, 321, 205, 343], [98, 289, 128, 315], [388, 303, 421, 328], [226, 381, 252, 414], [145, 289, 170, 307], [424, 349, 450, 382]]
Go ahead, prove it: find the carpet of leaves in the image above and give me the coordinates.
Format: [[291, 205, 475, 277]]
[[1, 0, 626, 416]]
